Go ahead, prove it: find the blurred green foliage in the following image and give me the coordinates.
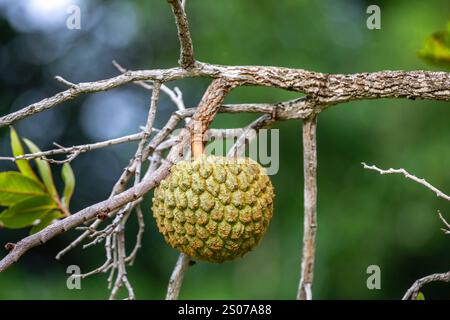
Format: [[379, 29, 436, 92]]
[[0, 0, 449, 299], [419, 22, 450, 69], [0, 128, 73, 233]]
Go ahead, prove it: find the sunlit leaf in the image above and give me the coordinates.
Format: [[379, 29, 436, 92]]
[[29, 210, 64, 235], [416, 292, 425, 300], [61, 163, 75, 209], [9, 127, 39, 182], [0, 171, 46, 206], [23, 138, 59, 199], [0, 195, 58, 229]]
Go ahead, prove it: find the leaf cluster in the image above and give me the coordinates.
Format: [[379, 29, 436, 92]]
[[0, 128, 75, 234]]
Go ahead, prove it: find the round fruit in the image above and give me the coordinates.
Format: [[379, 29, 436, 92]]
[[152, 156, 275, 263]]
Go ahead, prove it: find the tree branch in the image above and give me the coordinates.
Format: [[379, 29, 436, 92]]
[[190, 78, 234, 156], [0, 77, 234, 278], [363, 163, 450, 300], [402, 271, 450, 300], [1, 63, 448, 128], [297, 115, 318, 300], [438, 211, 450, 234], [167, 0, 196, 69], [166, 253, 191, 300], [1, 0, 448, 300], [362, 163, 450, 202], [112, 60, 187, 111], [227, 114, 275, 158], [0, 160, 173, 272], [0, 132, 149, 163], [165, 78, 234, 299]]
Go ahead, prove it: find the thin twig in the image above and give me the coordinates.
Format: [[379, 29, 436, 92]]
[[113, 61, 186, 112], [227, 114, 275, 158], [362, 163, 450, 202], [438, 211, 450, 234], [363, 163, 450, 299], [0, 132, 146, 163], [54, 75, 76, 88], [126, 205, 145, 266], [166, 253, 191, 300]]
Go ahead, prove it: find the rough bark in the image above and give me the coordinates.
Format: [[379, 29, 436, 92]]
[[297, 116, 318, 300], [1, 65, 448, 128]]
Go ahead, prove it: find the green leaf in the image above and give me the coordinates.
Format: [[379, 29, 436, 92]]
[[0, 171, 46, 206], [61, 163, 75, 209], [416, 292, 425, 300], [0, 195, 58, 229], [418, 28, 450, 69], [23, 138, 59, 199], [10, 127, 39, 182], [29, 210, 64, 235]]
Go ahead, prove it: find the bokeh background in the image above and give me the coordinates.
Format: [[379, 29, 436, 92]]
[[0, 0, 449, 299]]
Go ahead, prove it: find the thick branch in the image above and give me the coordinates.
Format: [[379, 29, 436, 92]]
[[297, 116, 318, 300], [167, 0, 196, 69], [190, 78, 234, 156], [1, 63, 448, 128]]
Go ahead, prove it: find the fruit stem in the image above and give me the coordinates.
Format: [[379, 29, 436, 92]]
[[191, 119, 204, 158]]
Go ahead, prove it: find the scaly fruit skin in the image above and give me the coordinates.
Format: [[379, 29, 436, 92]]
[[152, 156, 275, 263]]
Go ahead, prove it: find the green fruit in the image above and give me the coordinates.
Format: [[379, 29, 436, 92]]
[[152, 156, 275, 263]]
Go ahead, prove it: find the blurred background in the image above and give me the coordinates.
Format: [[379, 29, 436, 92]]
[[0, 0, 449, 299]]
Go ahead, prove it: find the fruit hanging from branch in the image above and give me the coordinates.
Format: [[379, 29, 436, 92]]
[[152, 155, 275, 263]]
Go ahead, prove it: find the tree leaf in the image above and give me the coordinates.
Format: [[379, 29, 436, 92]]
[[0, 195, 58, 229], [29, 210, 64, 235], [61, 163, 75, 209], [9, 127, 39, 182], [0, 171, 46, 206], [23, 138, 59, 199], [416, 292, 425, 300], [418, 29, 450, 69]]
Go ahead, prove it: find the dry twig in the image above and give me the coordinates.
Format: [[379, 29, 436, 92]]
[[402, 271, 450, 300], [363, 163, 450, 299], [362, 163, 450, 201]]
